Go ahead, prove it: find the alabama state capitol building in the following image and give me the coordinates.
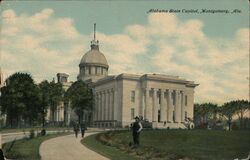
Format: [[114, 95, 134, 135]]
[[55, 27, 199, 129]]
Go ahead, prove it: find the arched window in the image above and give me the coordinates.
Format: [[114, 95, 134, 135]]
[[89, 67, 91, 74], [82, 67, 85, 75], [85, 67, 88, 75], [95, 67, 98, 75]]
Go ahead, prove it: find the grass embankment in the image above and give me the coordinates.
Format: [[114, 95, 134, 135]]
[[82, 130, 250, 160], [2, 132, 72, 160], [82, 132, 136, 160]]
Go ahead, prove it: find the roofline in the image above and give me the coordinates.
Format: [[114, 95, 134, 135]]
[[79, 63, 109, 68], [92, 75, 116, 86], [93, 73, 199, 87]]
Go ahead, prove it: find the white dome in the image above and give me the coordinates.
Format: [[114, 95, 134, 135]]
[[80, 48, 108, 68]]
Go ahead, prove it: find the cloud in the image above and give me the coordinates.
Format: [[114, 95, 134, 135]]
[[1, 8, 87, 82], [0, 9, 248, 104], [119, 13, 248, 104]]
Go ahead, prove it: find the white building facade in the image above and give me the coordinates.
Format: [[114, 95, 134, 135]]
[[92, 74, 197, 128], [76, 30, 198, 128]]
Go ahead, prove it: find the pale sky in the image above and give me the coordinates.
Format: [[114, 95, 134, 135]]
[[0, 0, 249, 104]]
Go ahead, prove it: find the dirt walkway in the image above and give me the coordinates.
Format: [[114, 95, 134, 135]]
[[40, 132, 109, 160]]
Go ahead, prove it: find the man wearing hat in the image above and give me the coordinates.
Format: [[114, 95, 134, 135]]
[[131, 116, 143, 147]]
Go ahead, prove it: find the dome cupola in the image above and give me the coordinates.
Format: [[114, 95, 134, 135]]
[[78, 24, 109, 82]]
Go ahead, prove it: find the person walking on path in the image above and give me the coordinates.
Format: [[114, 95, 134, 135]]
[[80, 123, 87, 138], [0, 149, 5, 160], [131, 116, 143, 147], [73, 123, 79, 138]]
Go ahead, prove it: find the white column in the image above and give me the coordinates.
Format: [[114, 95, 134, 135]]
[[160, 89, 166, 122], [141, 89, 145, 118], [142, 88, 148, 119], [113, 87, 118, 122], [167, 89, 173, 122], [175, 90, 181, 122], [107, 90, 111, 120], [145, 88, 152, 121], [105, 90, 109, 121], [97, 92, 102, 121], [96, 93, 99, 121], [181, 91, 185, 122], [153, 88, 158, 122], [110, 90, 114, 120], [101, 91, 105, 121], [94, 94, 97, 121], [103, 91, 106, 121], [93, 94, 96, 121]]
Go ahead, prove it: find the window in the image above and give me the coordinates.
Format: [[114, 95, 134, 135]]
[[185, 95, 188, 106], [101, 67, 104, 74], [61, 77, 67, 83], [185, 111, 188, 120], [85, 67, 88, 75], [81, 67, 85, 75], [158, 92, 161, 104], [95, 67, 98, 75], [89, 67, 91, 74], [158, 110, 160, 122], [131, 91, 135, 102], [173, 111, 175, 122], [131, 108, 135, 120]]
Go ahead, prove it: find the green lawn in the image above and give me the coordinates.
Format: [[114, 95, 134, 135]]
[[82, 133, 137, 160], [0, 127, 72, 134], [2, 132, 72, 160], [82, 130, 250, 160]]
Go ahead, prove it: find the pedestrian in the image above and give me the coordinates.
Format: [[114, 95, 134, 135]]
[[131, 116, 143, 148], [73, 123, 79, 138], [80, 123, 87, 138], [0, 149, 4, 160]]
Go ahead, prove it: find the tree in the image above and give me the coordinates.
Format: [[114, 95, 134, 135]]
[[220, 101, 237, 131], [65, 81, 93, 125], [47, 80, 64, 123], [205, 103, 219, 127], [38, 80, 50, 126], [0, 72, 41, 127], [194, 103, 219, 128], [232, 100, 249, 129], [194, 103, 202, 126]]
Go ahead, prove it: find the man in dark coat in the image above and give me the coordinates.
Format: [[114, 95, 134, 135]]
[[73, 123, 79, 138], [131, 116, 143, 147], [0, 149, 5, 160], [80, 123, 87, 138]]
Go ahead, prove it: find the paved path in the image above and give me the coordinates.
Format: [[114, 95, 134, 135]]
[[1, 130, 72, 144], [40, 132, 109, 160]]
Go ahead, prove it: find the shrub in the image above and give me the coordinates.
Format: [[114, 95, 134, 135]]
[[41, 129, 46, 136], [29, 130, 35, 139], [231, 123, 239, 130]]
